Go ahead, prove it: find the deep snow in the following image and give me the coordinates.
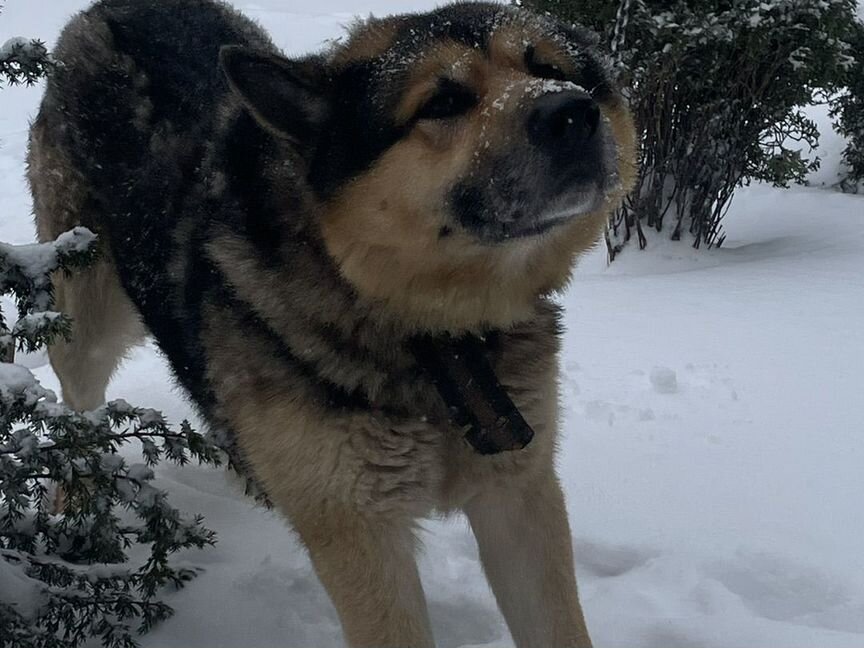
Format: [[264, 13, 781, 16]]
[[2, 1, 864, 647]]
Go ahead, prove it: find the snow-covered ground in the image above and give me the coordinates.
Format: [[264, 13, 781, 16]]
[[3, 2, 864, 647]]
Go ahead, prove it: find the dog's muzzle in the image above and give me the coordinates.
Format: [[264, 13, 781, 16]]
[[450, 89, 611, 242]]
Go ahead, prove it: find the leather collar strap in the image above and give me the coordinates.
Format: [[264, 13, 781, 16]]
[[410, 333, 534, 455]]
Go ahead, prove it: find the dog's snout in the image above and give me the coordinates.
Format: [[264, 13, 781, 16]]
[[527, 91, 600, 150]]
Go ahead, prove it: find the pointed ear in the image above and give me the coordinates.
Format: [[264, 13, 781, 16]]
[[219, 46, 329, 147]]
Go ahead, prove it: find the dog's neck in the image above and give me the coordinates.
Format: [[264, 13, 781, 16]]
[[410, 333, 534, 454]]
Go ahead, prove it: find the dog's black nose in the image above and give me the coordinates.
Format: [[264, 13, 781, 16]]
[[527, 91, 600, 150]]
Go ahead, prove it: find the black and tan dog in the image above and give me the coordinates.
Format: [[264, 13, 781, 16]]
[[28, 0, 636, 645]]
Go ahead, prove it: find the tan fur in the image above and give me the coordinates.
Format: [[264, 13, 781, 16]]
[[46, 262, 145, 411], [199, 295, 584, 647], [320, 36, 636, 333], [30, 6, 639, 646], [276, 27, 634, 642], [490, 23, 578, 78]]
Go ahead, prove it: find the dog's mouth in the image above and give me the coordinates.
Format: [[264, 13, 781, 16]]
[[507, 183, 606, 239], [455, 178, 607, 243]]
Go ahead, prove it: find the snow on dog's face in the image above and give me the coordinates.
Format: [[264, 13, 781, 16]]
[[221, 2, 636, 331]]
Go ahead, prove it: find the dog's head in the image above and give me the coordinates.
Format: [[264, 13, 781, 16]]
[[221, 2, 636, 332]]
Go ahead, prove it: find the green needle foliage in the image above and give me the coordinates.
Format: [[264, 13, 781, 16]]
[[1, 234, 222, 648]]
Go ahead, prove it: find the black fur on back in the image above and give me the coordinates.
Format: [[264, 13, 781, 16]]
[[37, 1, 278, 417]]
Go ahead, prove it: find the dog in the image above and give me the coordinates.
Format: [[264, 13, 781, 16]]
[[28, 0, 636, 645]]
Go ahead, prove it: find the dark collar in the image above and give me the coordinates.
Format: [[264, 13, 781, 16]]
[[410, 333, 534, 455]]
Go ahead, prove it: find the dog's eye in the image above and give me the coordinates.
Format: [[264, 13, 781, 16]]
[[524, 46, 568, 82], [416, 79, 477, 121]]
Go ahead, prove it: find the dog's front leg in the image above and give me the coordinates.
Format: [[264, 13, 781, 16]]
[[463, 473, 592, 648], [290, 507, 435, 648]]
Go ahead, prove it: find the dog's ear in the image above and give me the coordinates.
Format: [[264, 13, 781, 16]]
[[220, 46, 329, 148]]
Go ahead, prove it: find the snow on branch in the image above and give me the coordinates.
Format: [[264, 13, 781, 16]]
[[0, 228, 97, 357], [1, 228, 223, 648], [0, 37, 51, 86]]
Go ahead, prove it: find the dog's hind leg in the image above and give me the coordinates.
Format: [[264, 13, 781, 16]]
[[29, 117, 146, 412], [463, 473, 593, 648], [47, 261, 145, 411], [290, 509, 435, 648]]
